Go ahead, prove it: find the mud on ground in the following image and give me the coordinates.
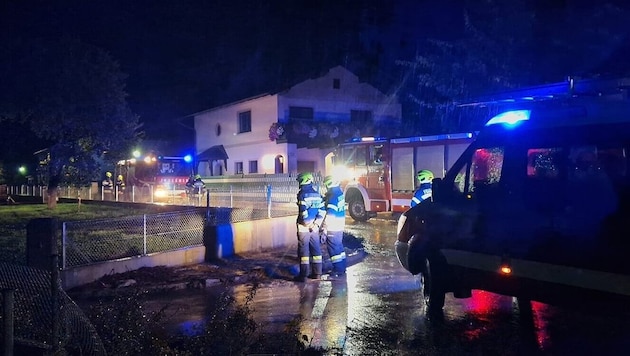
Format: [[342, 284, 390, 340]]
[[66, 248, 300, 300], [66, 233, 365, 300]]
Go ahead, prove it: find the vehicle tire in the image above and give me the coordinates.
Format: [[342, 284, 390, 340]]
[[421, 257, 446, 313], [348, 198, 369, 222]]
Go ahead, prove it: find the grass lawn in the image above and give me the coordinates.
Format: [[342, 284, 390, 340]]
[[0, 202, 173, 265]]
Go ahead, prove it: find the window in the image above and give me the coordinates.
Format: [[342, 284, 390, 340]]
[[370, 144, 384, 166], [527, 148, 562, 179], [238, 111, 251, 133], [453, 147, 504, 195], [289, 106, 314, 120], [235, 162, 243, 174], [351, 110, 372, 124], [249, 160, 258, 173], [524, 147, 564, 211], [341, 145, 367, 166], [333, 78, 340, 89]]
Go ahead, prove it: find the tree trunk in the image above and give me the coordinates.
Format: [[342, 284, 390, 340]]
[[47, 186, 58, 209]]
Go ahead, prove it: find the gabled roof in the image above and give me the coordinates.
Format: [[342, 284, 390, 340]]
[[197, 145, 229, 162], [186, 65, 363, 117]]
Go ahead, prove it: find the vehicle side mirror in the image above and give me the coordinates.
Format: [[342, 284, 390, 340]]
[[432, 178, 442, 202]]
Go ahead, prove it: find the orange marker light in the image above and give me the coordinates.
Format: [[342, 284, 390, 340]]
[[500, 264, 512, 275]]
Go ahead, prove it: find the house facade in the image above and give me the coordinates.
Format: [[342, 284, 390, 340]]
[[193, 66, 401, 177]]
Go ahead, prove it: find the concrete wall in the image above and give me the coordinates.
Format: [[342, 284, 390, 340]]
[[61, 215, 297, 289]]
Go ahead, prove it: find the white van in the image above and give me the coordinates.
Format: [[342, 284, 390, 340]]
[[396, 81, 630, 313]]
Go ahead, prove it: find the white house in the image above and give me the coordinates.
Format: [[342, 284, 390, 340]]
[[192, 66, 401, 177]]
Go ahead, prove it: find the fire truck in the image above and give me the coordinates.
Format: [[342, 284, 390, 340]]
[[116, 154, 194, 203], [333, 133, 476, 221]]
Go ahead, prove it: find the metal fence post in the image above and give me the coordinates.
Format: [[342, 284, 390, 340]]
[[206, 192, 211, 221], [51, 239, 60, 354], [230, 185, 233, 208], [266, 184, 272, 218], [143, 214, 147, 255], [62, 222, 67, 270]]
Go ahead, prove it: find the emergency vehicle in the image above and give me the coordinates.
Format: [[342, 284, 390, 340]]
[[395, 77, 630, 313], [117, 154, 194, 203], [333, 133, 475, 221]]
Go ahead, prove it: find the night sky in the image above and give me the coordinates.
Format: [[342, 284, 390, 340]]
[[1, 1, 386, 138], [1, 0, 629, 175]]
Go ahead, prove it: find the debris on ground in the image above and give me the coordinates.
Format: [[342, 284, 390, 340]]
[[66, 248, 301, 299]]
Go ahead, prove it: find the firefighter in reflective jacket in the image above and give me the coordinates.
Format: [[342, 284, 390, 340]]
[[411, 169, 434, 208], [116, 174, 126, 201], [102, 172, 113, 200], [322, 175, 347, 277], [295, 172, 325, 282]]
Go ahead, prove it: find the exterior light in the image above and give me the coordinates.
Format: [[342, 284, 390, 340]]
[[485, 110, 531, 127], [132, 150, 141, 158], [18, 166, 26, 175], [184, 154, 193, 163], [500, 256, 512, 275]]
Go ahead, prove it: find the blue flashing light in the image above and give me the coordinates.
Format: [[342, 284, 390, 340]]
[[184, 154, 193, 163], [485, 110, 531, 127]]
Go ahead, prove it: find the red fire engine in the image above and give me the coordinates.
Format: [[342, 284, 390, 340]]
[[333, 133, 476, 221], [117, 154, 194, 203]]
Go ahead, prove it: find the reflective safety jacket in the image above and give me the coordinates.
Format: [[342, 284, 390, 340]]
[[411, 183, 432, 207], [296, 184, 324, 227], [102, 178, 113, 191], [324, 186, 346, 231], [192, 179, 205, 193]]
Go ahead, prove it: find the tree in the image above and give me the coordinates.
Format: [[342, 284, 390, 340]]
[[395, 0, 536, 134], [380, 0, 630, 134], [0, 37, 141, 208]]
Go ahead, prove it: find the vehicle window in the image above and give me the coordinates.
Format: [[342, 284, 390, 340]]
[[525, 147, 564, 211], [452, 147, 504, 196], [598, 147, 627, 185], [340, 147, 355, 165], [471, 147, 504, 192], [370, 144, 384, 166], [527, 148, 562, 179], [355, 146, 367, 166], [567, 145, 625, 187], [524, 145, 626, 216], [565, 145, 620, 234], [340, 146, 367, 166]]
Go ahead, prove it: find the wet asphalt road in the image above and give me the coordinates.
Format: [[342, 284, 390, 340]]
[[152, 216, 630, 355]]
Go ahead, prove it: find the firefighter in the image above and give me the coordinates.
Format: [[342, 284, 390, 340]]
[[295, 172, 325, 282], [191, 174, 206, 205], [185, 174, 195, 202], [116, 174, 126, 201], [322, 175, 347, 278], [102, 172, 113, 200], [411, 169, 434, 208]]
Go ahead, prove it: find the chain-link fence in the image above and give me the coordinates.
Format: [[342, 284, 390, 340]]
[[62, 209, 207, 269], [7, 173, 324, 210], [0, 174, 323, 354], [61, 205, 294, 269], [0, 263, 106, 355]]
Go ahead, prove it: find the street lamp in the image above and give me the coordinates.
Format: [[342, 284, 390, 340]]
[[18, 166, 26, 175]]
